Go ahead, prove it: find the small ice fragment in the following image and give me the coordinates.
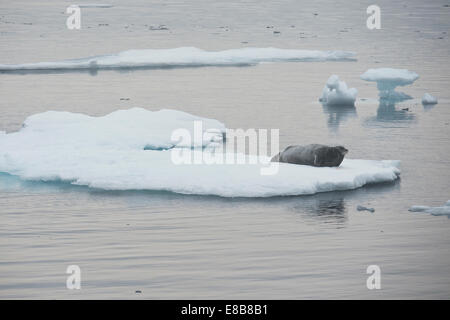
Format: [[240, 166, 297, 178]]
[[357, 205, 375, 212], [319, 75, 357, 106], [421, 93, 438, 105], [408, 200, 450, 217], [149, 25, 169, 31]]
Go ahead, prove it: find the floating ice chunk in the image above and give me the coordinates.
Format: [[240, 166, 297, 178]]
[[77, 4, 113, 8], [0, 47, 356, 72], [421, 93, 438, 105], [357, 205, 375, 212], [360, 68, 419, 88], [360, 68, 419, 100], [319, 75, 357, 106], [0, 108, 400, 197], [409, 200, 450, 217]]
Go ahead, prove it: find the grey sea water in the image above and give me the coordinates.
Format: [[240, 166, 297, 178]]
[[0, 0, 449, 299]]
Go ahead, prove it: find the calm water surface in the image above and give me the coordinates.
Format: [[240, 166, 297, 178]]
[[0, 0, 449, 299]]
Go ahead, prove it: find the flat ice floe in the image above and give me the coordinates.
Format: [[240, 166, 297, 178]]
[[77, 4, 114, 8], [360, 68, 419, 101], [360, 68, 419, 87], [409, 201, 450, 217], [0, 47, 355, 71], [0, 108, 400, 197]]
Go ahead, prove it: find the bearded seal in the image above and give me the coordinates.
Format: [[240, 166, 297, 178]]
[[271, 144, 348, 167]]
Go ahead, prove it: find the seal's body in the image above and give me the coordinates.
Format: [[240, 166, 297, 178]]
[[271, 144, 348, 167]]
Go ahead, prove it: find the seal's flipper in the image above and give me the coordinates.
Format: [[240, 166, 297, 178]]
[[271, 153, 280, 162]]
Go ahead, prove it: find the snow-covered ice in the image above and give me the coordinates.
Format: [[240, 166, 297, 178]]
[[0, 47, 356, 71], [0, 108, 400, 197], [319, 75, 357, 106], [360, 68, 419, 87], [409, 200, 450, 217], [360, 68, 418, 101], [6, 108, 225, 150], [421, 93, 438, 105]]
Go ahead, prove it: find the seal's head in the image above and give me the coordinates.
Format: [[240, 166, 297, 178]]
[[335, 146, 348, 156], [316, 145, 348, 167]]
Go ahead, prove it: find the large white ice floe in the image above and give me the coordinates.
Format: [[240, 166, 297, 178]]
[[360, 68, 419, 101], [319, 75, 357, 106], [409, 200, 450, 217], [0, 108, 400, 197], [0, 47, 355, 71]]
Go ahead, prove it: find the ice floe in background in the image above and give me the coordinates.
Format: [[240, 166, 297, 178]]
[[0, 47, 356, 72], [409, 201, 450, 217], [363, 99, 416, 128], [422, 93, 438, 105], [319, 75, 358, 106], [360, 68, 419, 102], [0, 108, 400, 197], [77, 3, 114, 8]]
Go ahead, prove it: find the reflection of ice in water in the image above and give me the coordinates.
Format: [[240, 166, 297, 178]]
[[360, 68, 419, 127], [423, 103, 437, 112], [322, 103, 357, 132], [364, 99, 416, 127]]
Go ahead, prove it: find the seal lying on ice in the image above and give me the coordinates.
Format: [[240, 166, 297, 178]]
[[271, 144, 348, 167]]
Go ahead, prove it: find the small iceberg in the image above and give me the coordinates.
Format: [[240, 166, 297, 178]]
[[360, 68, 418, 101], [409, 200, 450, 217], [422, 93, 438, 105], [319, 75, 357, 106], [0, 47, 356, 72], [0, 108, 400, 197]]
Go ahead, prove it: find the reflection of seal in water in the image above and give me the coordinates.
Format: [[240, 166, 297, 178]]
[[271, 144, 348, 167]]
